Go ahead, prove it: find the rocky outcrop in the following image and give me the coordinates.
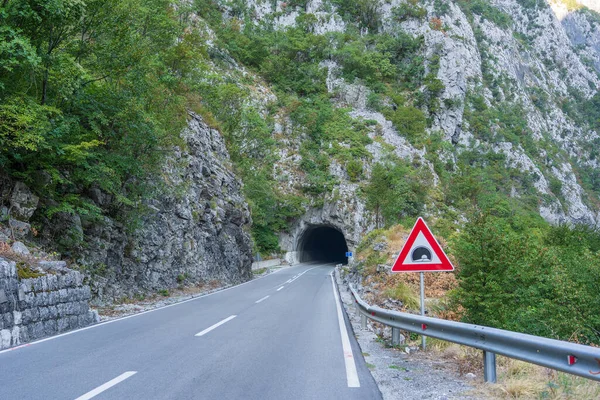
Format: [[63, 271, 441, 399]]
[[77, 113, 253, 302], [254, 0, 600, 227], [0, 257, 98, 350]]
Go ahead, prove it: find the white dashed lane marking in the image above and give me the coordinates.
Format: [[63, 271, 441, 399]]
[[74, 371, 137, 400], [195, 315, 237, 337], [255, 295, 270, 304]]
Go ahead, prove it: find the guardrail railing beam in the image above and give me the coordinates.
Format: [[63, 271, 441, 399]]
[[348, 283, 600, 384]]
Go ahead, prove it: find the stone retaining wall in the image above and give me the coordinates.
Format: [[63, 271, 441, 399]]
[[0, 257, 99, 350], [251, 259, 282, 271]]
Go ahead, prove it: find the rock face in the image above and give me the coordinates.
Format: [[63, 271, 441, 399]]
[[233, 0, 600, 241], [0, 257, 98, 350], [78, 113, 253, 302], [9, 182, 39, 221]]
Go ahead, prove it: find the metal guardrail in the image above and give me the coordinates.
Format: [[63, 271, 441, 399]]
[[349, 284, 600, 383]]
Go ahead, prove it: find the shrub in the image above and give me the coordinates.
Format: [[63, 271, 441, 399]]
[[384, 106, 427, 144], [393, 0, 427, 22], [346, 159, 363, 182], [452, 211, 600, 344], [363, 159, 430, 228]]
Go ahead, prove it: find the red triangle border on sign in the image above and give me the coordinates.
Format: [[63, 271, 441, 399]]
[[391, 217, 454, 272]]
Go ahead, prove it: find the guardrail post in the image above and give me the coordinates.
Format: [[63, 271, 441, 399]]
[[392, 327, 401, 346], [354, 301, 359, 315], [483, 351, 497, 383], [361, 314, 367, 329]]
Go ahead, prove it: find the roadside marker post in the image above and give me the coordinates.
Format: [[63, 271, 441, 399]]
[[391, 217, 455, 350]]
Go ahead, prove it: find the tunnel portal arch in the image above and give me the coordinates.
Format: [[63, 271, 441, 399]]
[[297, 225, 349, 264]]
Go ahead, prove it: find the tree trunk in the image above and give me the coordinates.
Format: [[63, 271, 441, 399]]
[[41, 67, 48, 105]]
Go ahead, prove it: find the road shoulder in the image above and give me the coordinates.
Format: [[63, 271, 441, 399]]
[[96, 265, 290, 321], [334, 269, 482, 400]]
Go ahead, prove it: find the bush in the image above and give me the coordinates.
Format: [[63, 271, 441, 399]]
[[452, 211, 600, 344], [346, 159, 363, 182], [363, 159, 430, 228], [332, 0, 382, 32], [393, 0, 427, 22], [384, 106, 427, 144], [457, 0, 513, 28]]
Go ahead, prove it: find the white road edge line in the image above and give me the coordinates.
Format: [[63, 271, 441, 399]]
[[255, 295, 270, 304], [277, 286, 284, 291], [74, 371, 137, 400], [0, 264, 299, 356], [195, 315, 237, 337], [330, 271, 360, 388]]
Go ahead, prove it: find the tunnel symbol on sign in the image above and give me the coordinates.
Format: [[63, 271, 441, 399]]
[[411, 246, 432, 262]]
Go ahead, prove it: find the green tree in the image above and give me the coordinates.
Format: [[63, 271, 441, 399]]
[[0, 0, 204, 231], [363, 159, 429, 228]]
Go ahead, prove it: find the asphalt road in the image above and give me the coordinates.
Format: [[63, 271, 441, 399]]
[[0, 263, 382, 400]]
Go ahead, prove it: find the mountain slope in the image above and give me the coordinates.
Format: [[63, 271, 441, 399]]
[[193, 0, 600, 259]]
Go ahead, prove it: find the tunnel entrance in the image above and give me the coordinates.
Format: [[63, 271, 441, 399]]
[[298, 225, 349, 264]]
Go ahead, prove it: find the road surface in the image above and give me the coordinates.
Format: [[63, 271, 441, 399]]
[[0, 263, 382, 400]]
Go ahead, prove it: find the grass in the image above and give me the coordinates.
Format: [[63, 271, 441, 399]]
[[253, 267, 268, 275], [16, 262, 44, 279], [430, 342, 600, 399], [383, 282, 420, 310], [366, 363, 376, 370]]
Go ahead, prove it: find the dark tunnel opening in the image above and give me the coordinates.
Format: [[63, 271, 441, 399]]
[[298, 225, 349, 264]]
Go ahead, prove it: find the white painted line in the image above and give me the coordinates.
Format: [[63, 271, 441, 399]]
[[255, 295, 270, 304], [270, 265, 320, 291], [277, 286, 284, 291], [74, 371, 137, 400], [195, 315, 236, 337], [330, 272, 360, 388], [0, 264, 301, 356]]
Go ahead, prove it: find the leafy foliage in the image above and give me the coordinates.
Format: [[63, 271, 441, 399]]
[[452, 210, 600, 344], [456, 0, 513, 28], [1, 0, 203, 225], [332, 0, 382, 32], [363, 158, 430, 228], [393, 0, 428, 22]]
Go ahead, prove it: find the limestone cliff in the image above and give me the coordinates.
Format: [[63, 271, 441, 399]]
[[77, 113, 253, 302], [1, 113, 253, 303], [205, 0, 600, 258]]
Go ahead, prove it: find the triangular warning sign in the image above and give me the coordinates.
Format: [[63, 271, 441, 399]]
[[391, 217, 454, 273]]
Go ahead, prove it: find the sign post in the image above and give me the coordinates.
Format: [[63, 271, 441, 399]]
[[391, 217, 454, 350], [420, 272, 425, 349]]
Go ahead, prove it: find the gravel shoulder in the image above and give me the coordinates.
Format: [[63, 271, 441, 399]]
[[335, 269, 483, 400]]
